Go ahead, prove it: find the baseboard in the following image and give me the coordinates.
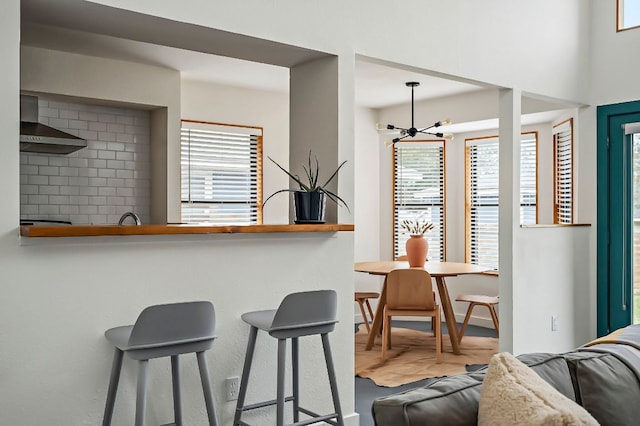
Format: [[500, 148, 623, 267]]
[[343, 412, 359, 426], [354, 313, 497, 331]]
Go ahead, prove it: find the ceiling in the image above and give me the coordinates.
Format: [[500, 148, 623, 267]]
[[21, 22, 483, 109], [20, 2, 568, 132]]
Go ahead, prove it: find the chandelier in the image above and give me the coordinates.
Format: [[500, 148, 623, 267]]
[[377, 82, 453, 146]]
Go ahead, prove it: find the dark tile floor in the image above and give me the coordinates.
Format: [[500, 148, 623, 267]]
[[355, 320, 497, 426]]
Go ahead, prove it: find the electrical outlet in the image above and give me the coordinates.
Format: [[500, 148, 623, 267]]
[[226, 376, 240, 401], [551, 315, 558, 332]]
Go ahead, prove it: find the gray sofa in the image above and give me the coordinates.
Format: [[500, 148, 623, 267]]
[[372, 325, 640, 425]]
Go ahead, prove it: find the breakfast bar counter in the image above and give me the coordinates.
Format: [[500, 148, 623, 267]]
[[20, 223, 354, 238]]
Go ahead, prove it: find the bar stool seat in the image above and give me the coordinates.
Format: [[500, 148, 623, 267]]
[[234, 290, 344, 426], [102, 301, 219, 426], [354, 291, 379, 333]]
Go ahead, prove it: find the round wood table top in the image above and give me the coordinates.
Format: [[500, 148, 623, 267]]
[[354, 260, 490, 277]]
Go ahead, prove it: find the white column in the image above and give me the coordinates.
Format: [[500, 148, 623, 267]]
[[498, 88, 521, 353]]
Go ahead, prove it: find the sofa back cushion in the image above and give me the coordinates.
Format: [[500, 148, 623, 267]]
[[565, 350, 640, 426], [372, 353, 575, 426], [478, 353, 597, 426]]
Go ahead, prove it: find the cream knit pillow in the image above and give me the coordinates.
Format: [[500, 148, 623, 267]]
[[478, 352, 599, 426]]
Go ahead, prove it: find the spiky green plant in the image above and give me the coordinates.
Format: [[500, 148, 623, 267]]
[[263, 151, 350, 211]]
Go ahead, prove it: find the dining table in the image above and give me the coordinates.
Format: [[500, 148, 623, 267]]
[[354, 260, 490, 355]]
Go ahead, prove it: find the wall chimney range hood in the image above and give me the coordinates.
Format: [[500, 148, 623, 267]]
[[20, 95, 87, 155]]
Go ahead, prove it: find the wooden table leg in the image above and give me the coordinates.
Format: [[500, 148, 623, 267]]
[[365, 276, 387, 350], [435, 276, 461, 355]]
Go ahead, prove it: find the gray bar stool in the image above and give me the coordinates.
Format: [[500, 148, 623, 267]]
[[233, 290, 344, 426], [102, 301, 219, 426]]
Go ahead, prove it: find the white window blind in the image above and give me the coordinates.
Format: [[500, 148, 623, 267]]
[[393, 141, 445, 261], [181, 120, 262, 225], [553, 119, 573, 224], [466, 133, 537, 271]]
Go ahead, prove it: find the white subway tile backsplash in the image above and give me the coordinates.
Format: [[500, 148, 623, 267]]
[[98, 151, 116, 160], [21, 185, 38, 195], [69, 158, 89, 168], [117, 170, 134, 179], [107, 142, 125, 151], [60, 205, 79, 215], [98, 132, 116, 142], [79, 187, 98, 196], [49, 118, 69, 128], [98, 113, 117, 123], [28, 156, 49, 166], [60, 167, 79, 177], [107, 160, 125, 170], [22, 165, 38, 174], [98, 169, 116, 178], [29, 195, 48, 204], [20, 97, 151, 224], [116, 151, 134, 161], [39, 205, 59, 215], [98, 187, 116, 196], [89, 122, 107, 132], [49, 176, 69, 186], [89, 177, 107, 187], [49, 157, 69, 167], [89, 196, 107, 205], [69, 177, 89, 186], [107, 123, 125, 133], [116, 133, 134, 144], [39, 186, 59, 195], [49, 195, 70, 205], [70, 196, 89, 205], [60, 186, 79, 196], [78, 168, 98, 178], [79, 205, 98, 214], [28, 175, 48, 185], [60, 109, 79, 120], [78, 111, 98, 122], [39, 166, 59, 176]]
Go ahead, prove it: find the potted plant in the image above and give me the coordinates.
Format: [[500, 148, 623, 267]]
[[401, 217, 434, 267], [263, 151, 349, 224]]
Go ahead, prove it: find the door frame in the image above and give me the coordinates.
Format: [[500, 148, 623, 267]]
[[597, 99, 640, 336]]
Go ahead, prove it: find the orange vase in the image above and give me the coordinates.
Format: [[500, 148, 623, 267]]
[[405, 234, 428, 267]]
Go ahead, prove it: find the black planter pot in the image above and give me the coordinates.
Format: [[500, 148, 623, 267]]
[[294, 191, 326, 224]]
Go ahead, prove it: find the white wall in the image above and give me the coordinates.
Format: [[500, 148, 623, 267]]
[[21, 46, 181, 223], [181, 79, 290, 224]]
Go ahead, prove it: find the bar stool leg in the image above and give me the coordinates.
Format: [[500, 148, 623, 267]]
[[135, 359, 149, 426], [197, 351, 218, 426], [321, 333, 344, 426], [292, 337, 300, 423], [171, 355, 182, 426], [102, 348, 124, 426], [276, 338, 287, 426], [234, 326, 258, 426]]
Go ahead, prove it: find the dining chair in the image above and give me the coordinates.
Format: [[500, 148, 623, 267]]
[[382, 269, 442, 362], [354, 291, 379, 333], [455, 294, 499, 342]]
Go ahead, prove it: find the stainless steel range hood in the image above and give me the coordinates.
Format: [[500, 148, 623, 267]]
[[20, 95, 87, 154]]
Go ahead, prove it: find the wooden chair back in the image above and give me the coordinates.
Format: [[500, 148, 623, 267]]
[[386, 269, 435, 310]]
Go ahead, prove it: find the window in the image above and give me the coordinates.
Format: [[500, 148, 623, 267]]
[[553, 119, 573, 224], [618, 0, 640, 31], [465, 133, 537, 270], [181, 120, 262, 225], [393, 140, 445, 261]]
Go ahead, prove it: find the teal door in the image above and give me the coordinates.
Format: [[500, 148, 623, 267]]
[[598, 101, 640, 336]]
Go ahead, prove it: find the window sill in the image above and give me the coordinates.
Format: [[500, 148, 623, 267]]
[[20, 223, 355, 238]]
